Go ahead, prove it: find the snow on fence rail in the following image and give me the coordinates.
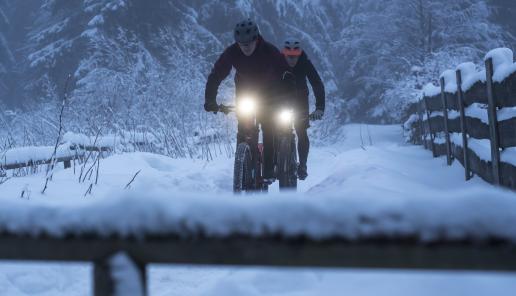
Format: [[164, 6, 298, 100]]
[[1, 193, 516, 295], [404, 48, 516, 190], [0, 131, 154, 172]]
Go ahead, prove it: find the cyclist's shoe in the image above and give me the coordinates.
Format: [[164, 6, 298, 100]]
[[297, 164, 308, 180]]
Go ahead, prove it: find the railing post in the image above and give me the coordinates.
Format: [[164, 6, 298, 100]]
[[440, 77, 453, 165], [423, 97, 436, 156], [485, 58, 501, 185], [417, 98, 427, 149], [94, 252, 147, 296], [456, 69, 471, 180]]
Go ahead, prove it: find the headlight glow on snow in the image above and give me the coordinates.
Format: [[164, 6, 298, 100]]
[[279, 109, 294, 124], [237, 97, 256, 116]]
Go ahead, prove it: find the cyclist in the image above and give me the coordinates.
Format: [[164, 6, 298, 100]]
[[204, 19, 289, 183], [281, 38, 325, 180]]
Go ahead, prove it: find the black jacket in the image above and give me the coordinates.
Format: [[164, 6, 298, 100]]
[[205, 36, 288, 105], [289, 52, 325, 113]]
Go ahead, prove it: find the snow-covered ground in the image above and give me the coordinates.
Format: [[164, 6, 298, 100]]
[[0, 124, 515, 295]]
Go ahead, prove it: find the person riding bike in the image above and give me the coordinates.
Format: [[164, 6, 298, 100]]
[[281, 38, 326, 180], [204, 19, 290, 183]]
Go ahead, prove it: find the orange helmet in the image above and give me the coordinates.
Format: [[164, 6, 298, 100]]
[[282, 38, 302, 57]]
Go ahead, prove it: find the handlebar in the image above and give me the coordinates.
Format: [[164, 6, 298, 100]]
[[216, 104, 321, 121], [218, 104, 235, 115]]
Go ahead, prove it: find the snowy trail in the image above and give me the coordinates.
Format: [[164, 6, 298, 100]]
[[0, 124, 515, 296], [0, 124, 497, 198]]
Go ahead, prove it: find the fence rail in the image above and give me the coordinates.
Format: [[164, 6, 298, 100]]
[[404, 48, 516, 190], [0, 144, 112, 172], [1, 234, 515, 296]]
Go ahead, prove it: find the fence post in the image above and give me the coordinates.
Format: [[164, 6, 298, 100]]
[[94, 252, 147, 296], [440, 77, 453, 165], [456, 69, 471, 180], [417, 99, 427, 149], [485, 57, 501, 185], [423, 97, 436, 156]]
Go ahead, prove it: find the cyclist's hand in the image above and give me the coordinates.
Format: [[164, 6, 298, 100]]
[[309, 109, 324, 121], [219, 104, 232, 115], [204, 102, 219, 113]]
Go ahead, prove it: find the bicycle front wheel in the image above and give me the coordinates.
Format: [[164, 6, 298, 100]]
[[234, 143, 254, 193]]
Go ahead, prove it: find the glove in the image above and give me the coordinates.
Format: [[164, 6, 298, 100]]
[[309, 109, 324, 121], [204, 102, 219, 113]]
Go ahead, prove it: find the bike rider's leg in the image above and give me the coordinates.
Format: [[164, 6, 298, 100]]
[[260, 119, 275, 181], [236, 120, 245, 147], [295, 118, 309, 180]]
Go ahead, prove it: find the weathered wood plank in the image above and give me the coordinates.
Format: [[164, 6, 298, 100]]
[[494, 72, 516, 108], [448, 118, 462, 133], [424, 116, 445, 134], [463, 81, 488, 106], [500, 162, 516, 190], [0, 235, 515, 271], [432, 143, 448, 157], [499, 117, 516, 149], [424, 95, 443, 112], [467, 147, 493, 184], [445, 93, 459, 111], [465, 117, 490, 140], [452, 144, 465, 167]]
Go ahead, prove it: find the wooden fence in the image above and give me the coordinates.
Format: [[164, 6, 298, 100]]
[[0, 144, 112, 172], [404, 52, 516, 190], [1, 233, 515, 296]]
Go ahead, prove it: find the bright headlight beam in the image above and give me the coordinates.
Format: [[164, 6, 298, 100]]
[[238, 98, 256, 116], [279, 109, 293, 124]]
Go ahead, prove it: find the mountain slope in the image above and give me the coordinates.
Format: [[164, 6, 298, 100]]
[[0, 0, 512, 143]]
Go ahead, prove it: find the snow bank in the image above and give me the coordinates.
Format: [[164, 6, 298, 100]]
[[422, 83, 440, 98], [485, 48, 516, 83], [456, 62, 485, 92], [0, 188, 516, 244], [440, 70, 457, 93]]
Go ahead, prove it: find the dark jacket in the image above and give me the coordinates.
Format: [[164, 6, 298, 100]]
[[289, 52, 325, 113], [205, 36, 288, 106]]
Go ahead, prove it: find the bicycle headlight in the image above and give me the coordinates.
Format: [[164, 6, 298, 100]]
[[237, 97, 256, 116], [278, 109, 294, 124]]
